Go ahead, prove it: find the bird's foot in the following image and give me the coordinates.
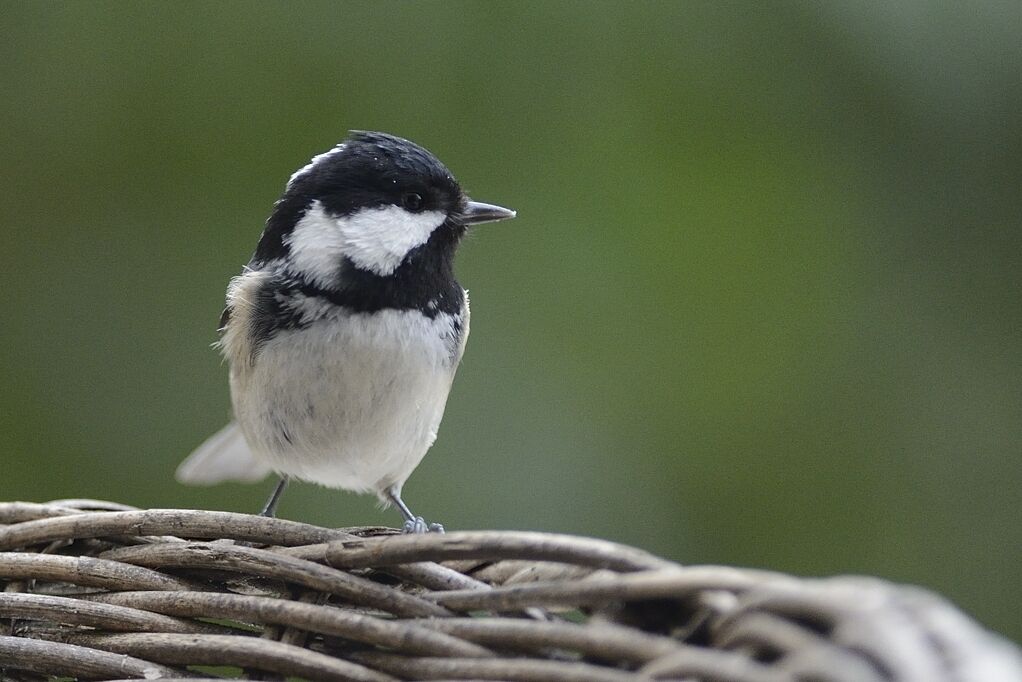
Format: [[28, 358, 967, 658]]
[[401, 517, 445, 534]]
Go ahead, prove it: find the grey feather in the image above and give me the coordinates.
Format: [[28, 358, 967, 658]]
[[175, 421, 271, 485]]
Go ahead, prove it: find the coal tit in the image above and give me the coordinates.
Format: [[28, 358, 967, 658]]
[[176, 131, 516, 532]]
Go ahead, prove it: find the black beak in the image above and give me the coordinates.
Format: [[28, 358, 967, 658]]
[[462, 200, 516, 225]]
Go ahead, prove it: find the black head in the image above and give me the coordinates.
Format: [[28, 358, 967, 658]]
[[288, 130, 463, 221], [252, 131, 514, 275]]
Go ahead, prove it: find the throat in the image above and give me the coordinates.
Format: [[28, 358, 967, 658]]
[[245, 262, 465, 358], [297, 266, 464, 318], [264, 251, 464, 321]]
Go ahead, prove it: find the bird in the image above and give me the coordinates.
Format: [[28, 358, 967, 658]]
[[175, 130, 516, 532]]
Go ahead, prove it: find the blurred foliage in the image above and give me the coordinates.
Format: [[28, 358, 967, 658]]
[[1, 1, 1019, 641]]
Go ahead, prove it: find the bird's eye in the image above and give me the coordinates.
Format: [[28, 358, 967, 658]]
[[402, 192, 423, 212]]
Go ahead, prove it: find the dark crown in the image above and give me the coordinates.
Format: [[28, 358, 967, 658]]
[[253, 131, 465, 264]]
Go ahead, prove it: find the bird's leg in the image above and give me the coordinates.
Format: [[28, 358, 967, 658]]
[[385, 485, 444, 534], [259, 476, 290, 517]]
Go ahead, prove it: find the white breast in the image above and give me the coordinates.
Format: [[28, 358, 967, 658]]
[[227, 301, 469, 497]]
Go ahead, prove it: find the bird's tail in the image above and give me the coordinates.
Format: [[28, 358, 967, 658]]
[[175, 421, 271, 485]]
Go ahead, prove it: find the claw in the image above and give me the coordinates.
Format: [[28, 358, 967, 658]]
[[401, 517, 445, 534], [402, 516, 428, 534], [387, 486, 445, 533]]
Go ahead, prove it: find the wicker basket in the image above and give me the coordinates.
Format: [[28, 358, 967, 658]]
[[0, 499, 1018, 681]]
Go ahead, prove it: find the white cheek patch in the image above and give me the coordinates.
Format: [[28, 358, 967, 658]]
[[338, 204, 447, 276], [285, 201, 447, 285], [284, 201, 352, 289]]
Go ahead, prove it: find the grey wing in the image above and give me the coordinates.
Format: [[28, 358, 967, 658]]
[[451, 290, 471, 366]]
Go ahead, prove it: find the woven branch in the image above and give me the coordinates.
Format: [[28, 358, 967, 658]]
[[0, 500, 1019, 682]]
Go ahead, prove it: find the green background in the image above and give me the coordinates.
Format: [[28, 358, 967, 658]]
[[2, 2, 1019, 642]]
